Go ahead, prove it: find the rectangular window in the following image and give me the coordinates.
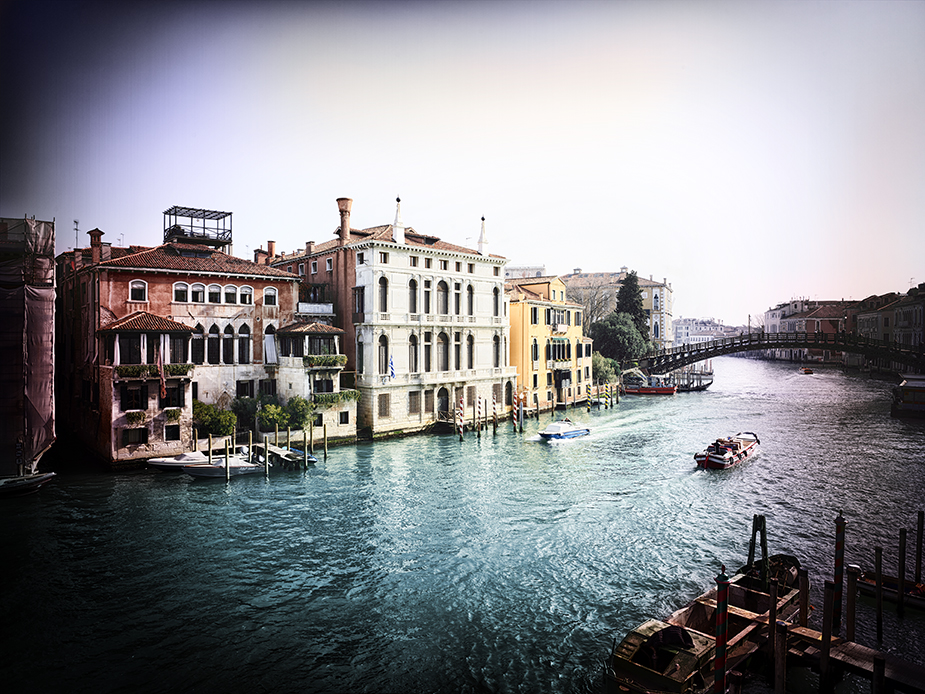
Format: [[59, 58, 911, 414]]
[[493, 383, 502, 403], [378, 393, 391, 418], [439, 259, 448, 271], [357, 252, 365, 264], [174, 285, 188, 302], [409, 391, 421, 414], [455, 261, 461, 272], [298, 263, 304, 275], [424, 390, 434, 412], [160, 383, 185, 409], [191, 285, 205, 302], [339, 411, 349, 425], [547, 372, 552, 386], [410, 256, 418, 267], [259, 379, 277, 396], [493, 266, 500, 276], [164, 424, 181, 441], [467, 386, 476, 406], [468, 263, 474, 274], [533, 374, 538, 388], [311, 261, 318, 274], [120, 384, 148, 411], [326, 258, 333, 271], [225, 287, 236, 304], [424, 257, 432, 269], [313, 413, 323, 427], [236, 380, 254, 398], [122, 427, 149, 446], [531, 307, 539, 325], [379, 252, 389, 264], [209, 286, 222, 303]]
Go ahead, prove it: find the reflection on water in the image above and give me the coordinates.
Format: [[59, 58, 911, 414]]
[[2, 358, 924, 693]]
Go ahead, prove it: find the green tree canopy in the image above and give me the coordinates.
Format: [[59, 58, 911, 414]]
[[588, 311, 649, 363], [616, 270, 649, 339], [591, 351, 619, 383]]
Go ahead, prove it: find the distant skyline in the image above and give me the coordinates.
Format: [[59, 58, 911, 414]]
[[3, 0, 923, 326]]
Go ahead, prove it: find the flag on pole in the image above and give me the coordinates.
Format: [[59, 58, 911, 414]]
[[388, 354, 395, 379]]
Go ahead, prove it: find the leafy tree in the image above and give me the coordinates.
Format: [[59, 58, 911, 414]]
[[257, 404, 289, 432], [616, 270, 649, 340], [591, 351, 619, 383], [231, 397, 259, 430], [589, 311, 649, 363], [192, 399, 236, 435], [285, 395, 314, 429]]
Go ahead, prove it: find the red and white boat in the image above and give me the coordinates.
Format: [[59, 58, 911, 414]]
[[695, 432, 760, 469], [622, 370, 677, 395]]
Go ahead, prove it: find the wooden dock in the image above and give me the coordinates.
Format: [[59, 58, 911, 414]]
[[786, 624, 925, 693]]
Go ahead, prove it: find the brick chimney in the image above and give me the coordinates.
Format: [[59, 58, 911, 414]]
[[306, 241, 315, 255], [268, 240, 276, 259], [87, 228, 104, 264], [337, 198, 352, 247], [253, 246, 268, 265]]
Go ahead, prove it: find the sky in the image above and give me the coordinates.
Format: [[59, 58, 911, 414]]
[[3, 0, 924, 326]]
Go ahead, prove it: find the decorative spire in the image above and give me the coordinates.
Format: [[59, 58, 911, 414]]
[[393, 196, 405, 245], [478, 216, 487, 255]]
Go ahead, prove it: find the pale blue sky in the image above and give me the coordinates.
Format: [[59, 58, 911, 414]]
[[3, 0, 924, 325]]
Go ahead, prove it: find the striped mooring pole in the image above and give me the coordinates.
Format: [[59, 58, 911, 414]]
[[457, 396, 464, 441], [714, 565, 730, 694], [492, 393, 497, 434], [586, 383, 591, 412], [833, 511, 846, 632], [477, 397, 482, 438]]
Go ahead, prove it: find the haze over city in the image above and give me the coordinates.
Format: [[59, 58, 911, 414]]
[[3, 0, 924, 326]]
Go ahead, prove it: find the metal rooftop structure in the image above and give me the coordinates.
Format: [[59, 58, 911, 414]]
[[163, 206, 232, 249]]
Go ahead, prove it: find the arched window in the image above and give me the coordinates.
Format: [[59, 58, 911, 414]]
[[409, 279, 418, 314], [379, 277, 389, 313], [437, 281, 449, 315], [173, 282, 188, 302], [263, 287, 277, 307], [130, 280, 147, 302], [437, 332, 449, 371], [492, 287, 500, 316], [408, 333, 419, 373], [223, 325, 235, 364], [653, 323, 659, 339], [238, 325, 250, 364], [224, 285, 238, 304], [208, 284, 222, 303], [653, 293, 659, 311], [207, 325, 221, 364], [239, 286, 253, 305], [191, 284, 205, 303], [467, 285, 474, 315], [378, 335, 389, 374], [191, 324, 205, 364], [264, 325, 278, 364], [467, 335, 474, 369], [493, 335, 501, 368]]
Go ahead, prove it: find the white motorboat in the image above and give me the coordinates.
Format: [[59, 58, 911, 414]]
[[182, 457, 265, 477], [538, 419, 590, 440], [148, 447, 251, 472]]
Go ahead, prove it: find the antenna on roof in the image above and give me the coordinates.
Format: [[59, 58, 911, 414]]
[[74, 219, 79, 248]]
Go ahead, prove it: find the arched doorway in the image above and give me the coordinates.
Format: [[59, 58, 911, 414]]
[[437, 387, 450, 417]]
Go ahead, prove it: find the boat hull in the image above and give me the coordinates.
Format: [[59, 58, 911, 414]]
[[694, 434, 759, 470], [0, 472, 56, 497], [857, 571, 925, 611], [624, 386, 677, 395], [538, 429, 590, 440]]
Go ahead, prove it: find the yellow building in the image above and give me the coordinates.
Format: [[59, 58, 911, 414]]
[[507, 276, 593, 413]]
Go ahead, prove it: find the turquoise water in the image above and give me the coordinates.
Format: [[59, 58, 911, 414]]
[[2, 357, 924, 693]]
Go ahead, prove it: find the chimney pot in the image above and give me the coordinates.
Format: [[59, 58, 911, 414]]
[[337, 198, 353, 247], [87, 228, 104, 264], [268, 240, 276, 258]]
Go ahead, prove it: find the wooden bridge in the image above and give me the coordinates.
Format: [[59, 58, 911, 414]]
[[638, 332, 925, 374]]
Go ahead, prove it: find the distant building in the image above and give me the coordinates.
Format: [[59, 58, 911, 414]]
[[561, 268, 673, 349], [505, 265, 546, 279], [264, 199, 517, 437], [507, 276, 592, 413], [672, 317, 737, 346]]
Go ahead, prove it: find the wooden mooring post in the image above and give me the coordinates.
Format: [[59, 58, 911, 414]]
[[713, 565, 730, 694], [224, 438, 230, 481], [820, 580, 834, 690], [875, 546, 883, 641], [846, 565, 858, 643], [303, 430, 308, 468], [773, 620, 788, 694], [799, 568, 810, 627], [208, 434, 213, 465], [898, 528, 907, 618], [264, 434, 269, 478], [916, 510, 924, 584], [833, 511, 846, 633], [248, 430, 253, 463], [323, 423, 328, 457]]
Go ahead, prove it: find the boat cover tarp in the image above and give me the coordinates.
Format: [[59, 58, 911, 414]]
[[0, 219, 55, 475]]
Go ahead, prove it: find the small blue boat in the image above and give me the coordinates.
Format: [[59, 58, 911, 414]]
[[538, 419, 590, 440]]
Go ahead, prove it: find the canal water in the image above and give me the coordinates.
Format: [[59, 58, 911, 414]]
[[3, 357, 924, 694]]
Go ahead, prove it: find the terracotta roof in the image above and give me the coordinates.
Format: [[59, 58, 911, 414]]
[[277, 321, 344, 335], [100, 242, 299, 279], [506, 276, 563, 286], [98, 311, 194, 333], [273, 224, 505, 263]]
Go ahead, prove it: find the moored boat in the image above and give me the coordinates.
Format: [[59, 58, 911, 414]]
[[182, 458, 266, 477], [623, 369, 677, 395], [538, 419, 590, 440], [0, 472, 56, 497], [856, 570, 925, 611], [147, 447, 251, 472], [694, 432, 759, 470], [891, 375, 925, 419]]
